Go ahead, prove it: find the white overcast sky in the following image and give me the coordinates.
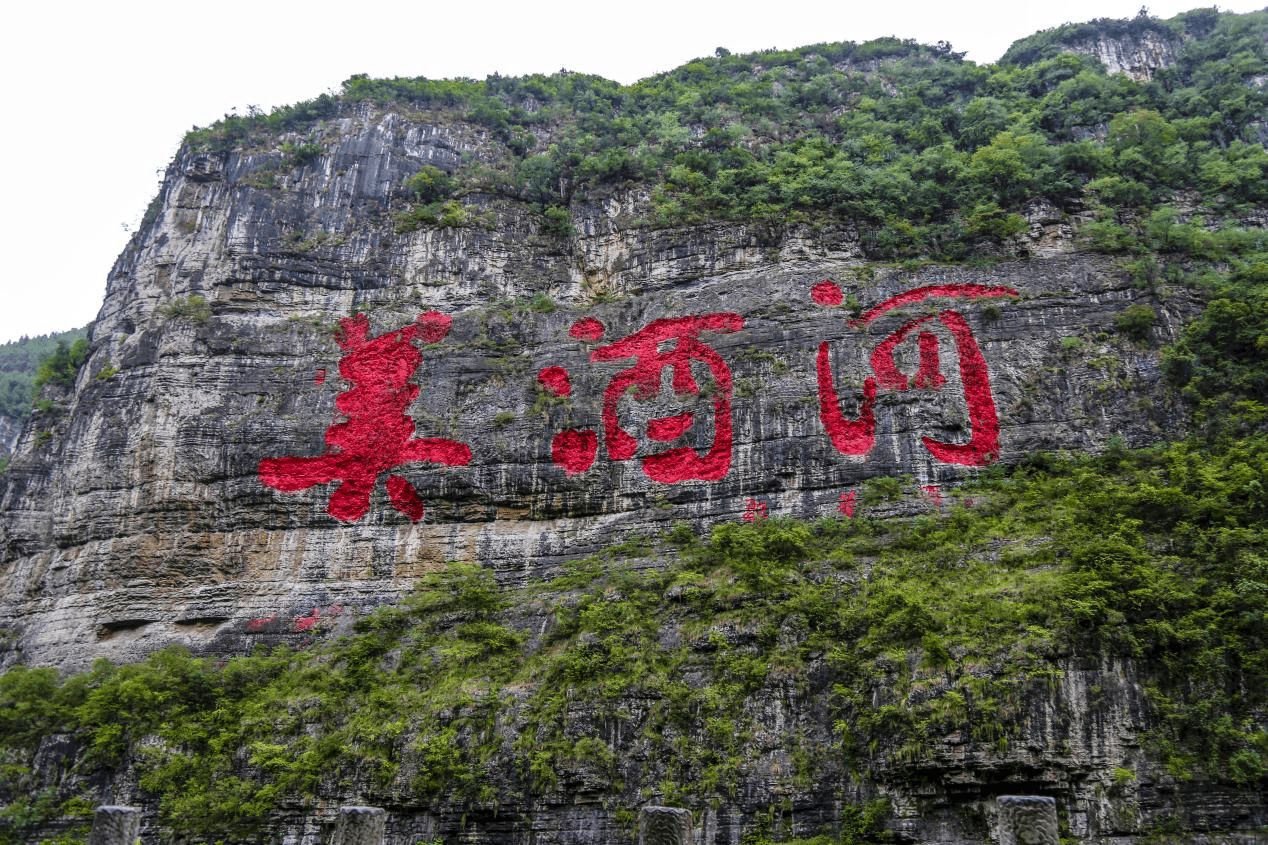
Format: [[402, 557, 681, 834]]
[[1, 0, 1262, 344]]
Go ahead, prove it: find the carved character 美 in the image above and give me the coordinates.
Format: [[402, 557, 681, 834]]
[[258, 312, 471, 522]]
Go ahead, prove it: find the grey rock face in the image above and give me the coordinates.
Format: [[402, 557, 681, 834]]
[[333, 807, 387, 845], [0, 104, 1201, 672], [88, 806, 141, 845], [1065, 29, 1179, 82], [639, 807, 692, 845], [0, 413, 20, 458], [997, 796, 1059, 845]]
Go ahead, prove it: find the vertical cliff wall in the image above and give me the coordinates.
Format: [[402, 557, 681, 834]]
[[5, 18, 1268, 841], [0, 104, 1199, 671]]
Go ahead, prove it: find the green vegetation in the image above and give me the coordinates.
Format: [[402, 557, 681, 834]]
[[0, 328, 88, 422], [192, 9, 1268, 260], [3, 8, 1268, 842], [280, 141, 322, 168], [159, 295, 212, 324], [32, 338, 89, 393], [2, 431, 1265, 838], [394, 199, 477, 232], [404, 165, 454, 202]]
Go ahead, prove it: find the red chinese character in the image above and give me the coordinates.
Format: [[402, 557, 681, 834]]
[[258, 312, 471, 522], [742, 498, 769, 522], [838, 491, 856, 518], [814, 283, 1016, 466], [921, 485, 943, 509], [294, 607, 321, 632], [547, 313, 744, 483]]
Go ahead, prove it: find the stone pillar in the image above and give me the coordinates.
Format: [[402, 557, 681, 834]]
[[639, 806, 692, 845], [89, 806, 141, 845], [997, 796, 1058, 845], [333, 806, 387, 845]]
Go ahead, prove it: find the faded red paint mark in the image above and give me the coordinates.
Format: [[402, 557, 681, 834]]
[[551, 429, 598, 475], [812, 280, 844, 306], [743, 498, 769, 522], [569, 317, 606, 341], [839, 491, 856, 518], [258, 312, 472, 522], [922, 485, 943, 509], [851, 284, 1018, 326], [538, 366, 572, 397], [294, 607, 320, 632], [816, 285, 1009, 467], [592, 313, 744, 483], [247, 615, 276, 631], [647, 412, 694, 442], [314, 368, 326, 385]]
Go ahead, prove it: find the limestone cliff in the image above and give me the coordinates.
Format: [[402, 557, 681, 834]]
[[1064, 28, 1179, 82], [3, 16, 1268, 845], [0, 101, 1195, 671], [0, 415, 19, 460]]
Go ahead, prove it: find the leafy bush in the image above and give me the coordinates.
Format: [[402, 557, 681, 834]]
[[159, 295, 212, 324], [404, 165, 454, 202], [541, 205, 573, 237], [281, 141, 321, 168], [1115, 304, 1157, 340], [394, 199, 473, 232], [32, 338, 88, 392]]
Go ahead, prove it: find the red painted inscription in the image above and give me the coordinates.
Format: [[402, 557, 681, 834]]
[[569, 317, 606, 341], [593, 313, 744, 482], [812, 280, 844, 306], [816, 284, 1014, 467], [258, 312, 472, 522], [743, 498, 769, 522], [537, 365, 572, 398], [551, 429, 598, 475], [548, 314, 744, 482]]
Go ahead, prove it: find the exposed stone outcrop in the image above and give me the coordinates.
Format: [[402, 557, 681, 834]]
[[0, 413, 20, 459], [3, 98, 1261, 845], [0, 103, 1198, 672], [1064, 28, 1180, 82]]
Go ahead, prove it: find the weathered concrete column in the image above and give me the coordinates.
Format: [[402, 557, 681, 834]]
[[89, 806, 141, 845], [997, 796, 1058, 845], [333, 806, 387, 845], [639, 806, 692, 845]]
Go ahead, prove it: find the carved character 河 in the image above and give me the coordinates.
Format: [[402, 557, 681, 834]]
[[814, 283, 1016, 466]]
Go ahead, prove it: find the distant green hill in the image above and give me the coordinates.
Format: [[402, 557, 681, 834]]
[[0, 327, 89, 423]]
